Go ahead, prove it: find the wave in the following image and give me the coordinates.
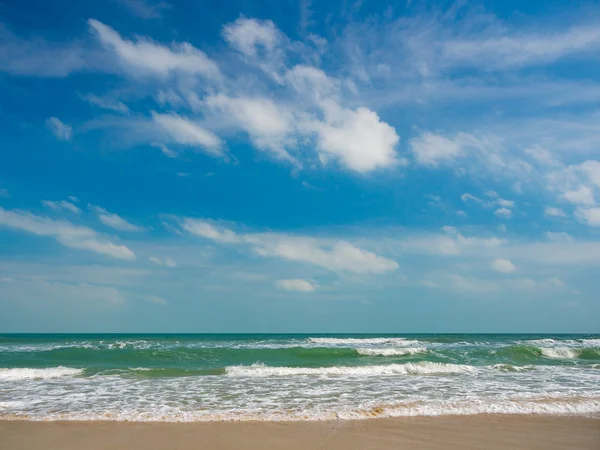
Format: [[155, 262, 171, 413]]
[[225, 362, 475, 377], [0, 367, 83, 381], [540, 347, 581, 359], [355, 348, 427, 356], [308, 337, 421, 346]]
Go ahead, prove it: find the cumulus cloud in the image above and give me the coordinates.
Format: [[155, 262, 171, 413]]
[[0, 207, 135, 260], [560, 186, 595, 205], [494, 207, 512, 219], [88, 19, 221, 79], [223, 18, 281, 58], [205, 94, 296, 162], [275, 278, 317, 292], [491, 258, 517, 273], [575, 207, 600, 226], [42, 200, 81, 214], [545, 207, 566, 217], [310, 102, 400, 172], [89, 205, 144, 232], [181, 219, 398, 274], [46, 117, 73, 141]]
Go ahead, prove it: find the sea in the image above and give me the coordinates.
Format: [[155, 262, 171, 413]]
[[1, 334, 599, 422]]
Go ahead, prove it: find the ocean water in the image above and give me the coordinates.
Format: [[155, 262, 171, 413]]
[[1, 333, 599, 421]]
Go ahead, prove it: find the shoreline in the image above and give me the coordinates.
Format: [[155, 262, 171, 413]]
[[2, 415, 600, 450]]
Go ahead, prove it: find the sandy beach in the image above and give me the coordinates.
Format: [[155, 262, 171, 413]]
[[2, 415, 599, 450]]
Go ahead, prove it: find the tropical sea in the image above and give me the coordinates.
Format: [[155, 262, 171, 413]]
[[1, 334, 599, 422]]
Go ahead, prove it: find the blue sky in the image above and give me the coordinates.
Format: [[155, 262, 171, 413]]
[[1, 0, 599, 332]]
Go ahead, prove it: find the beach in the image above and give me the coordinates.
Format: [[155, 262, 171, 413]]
[[2, 415, 600, 450]]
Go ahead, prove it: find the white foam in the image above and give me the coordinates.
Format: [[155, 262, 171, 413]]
[[2, 397, 599, 422], [356, 348, 427, 356], [540, 348, 580, 359], [308, 337, 421, 346], [0, 367, 83, 381], [226, 362, 474, 377]]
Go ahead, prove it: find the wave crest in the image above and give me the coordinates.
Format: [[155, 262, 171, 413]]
[[308, 337, 421, 346], [0, 367, 83, 381], [356, 348, 427, 356], [540, 347, 581, 359], [225, 362, 474, 377]]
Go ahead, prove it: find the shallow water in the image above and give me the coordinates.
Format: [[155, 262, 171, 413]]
[[1, 333, 599, 421]]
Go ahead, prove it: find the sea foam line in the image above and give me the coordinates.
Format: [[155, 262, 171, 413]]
[[1, 397, 598, 422]]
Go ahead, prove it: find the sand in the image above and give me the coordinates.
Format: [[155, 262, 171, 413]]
[[1, 415, 599, 450]]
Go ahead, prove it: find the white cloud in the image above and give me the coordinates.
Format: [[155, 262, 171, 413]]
[[182, 219, 242, 244], [42, 200, 81, 214], [89, 205, 144, 232], [545, 232, 574, 243], [182, 219, 398, 274], [496, 198, 515, 208], [81, 93, 129, 113], [88, 19, 220, 79], [525, 146, 559, 166], [580, 160, 600, 187], [574, 207, 600, 226], [275, 278, 317, 292], [68, 196, 79, 203], [118, 0, 171, 19], [494, 207, 512, 219], [461, 193, 482, 204], [205, 94, 296, 162], [46, 117, 72, 141], [544, 207, 566, 217], [250, 234, 399, 273], [0, 25, 87, 77], [223, 18, 281, 58], [151, 142, 177, 158], [310, 101, 400, 172], [0, 207, 135, 260], [441, 25, 600, 70], [152, 112, 224, 157], [410, 132, 462, 166], [149, 256, 177, 267], [400, 229, 505, 256], [560, 186, 595, 205], [491, 258, 517, 273]]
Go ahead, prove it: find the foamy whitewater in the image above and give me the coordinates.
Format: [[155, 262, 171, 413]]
[[1, 334, 599, 421]]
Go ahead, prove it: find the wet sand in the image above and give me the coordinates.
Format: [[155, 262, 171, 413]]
[[2, 415, 599, 450]]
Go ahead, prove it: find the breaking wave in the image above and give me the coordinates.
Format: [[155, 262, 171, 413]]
[[0, 367, 83, 381], [225, 362, 475, 377]]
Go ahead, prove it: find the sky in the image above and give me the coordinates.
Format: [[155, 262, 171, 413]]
[[1, 0, 599, 333]]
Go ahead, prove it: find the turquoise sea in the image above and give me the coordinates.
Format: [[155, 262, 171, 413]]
[[1, 334, 599, 421]]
